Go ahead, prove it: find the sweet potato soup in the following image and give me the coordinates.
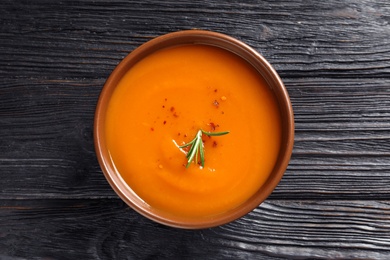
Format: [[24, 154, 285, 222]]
[[105, 44, 282, 218]]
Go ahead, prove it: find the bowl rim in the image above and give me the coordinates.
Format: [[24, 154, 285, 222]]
[[94, 29, 294, 229]]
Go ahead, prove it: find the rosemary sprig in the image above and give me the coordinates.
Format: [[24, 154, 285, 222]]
[[179, 129, 229, 168]]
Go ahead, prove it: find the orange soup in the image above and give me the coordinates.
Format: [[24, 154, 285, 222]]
[[105, 44, 282, 218]]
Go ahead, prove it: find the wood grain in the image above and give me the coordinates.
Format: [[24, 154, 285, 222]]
[[1, 199, 390, 259], [0, 0, 389, 79], [1, 0, 390, 259]]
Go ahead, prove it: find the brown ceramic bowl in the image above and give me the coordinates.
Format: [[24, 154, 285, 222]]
[[94, 30, 294, 229]]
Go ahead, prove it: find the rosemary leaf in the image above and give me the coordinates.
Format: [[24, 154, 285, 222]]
[[180, 129, 229, 169], [201, 130, 230, 136]]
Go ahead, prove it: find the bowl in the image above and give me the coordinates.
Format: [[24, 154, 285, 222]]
[[94, 30, 294, 229]]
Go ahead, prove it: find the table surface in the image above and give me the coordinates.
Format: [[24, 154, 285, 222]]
[[1, 0, 390, 259]]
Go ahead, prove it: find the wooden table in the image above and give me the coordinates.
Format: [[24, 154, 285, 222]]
[[1, 1, 390, 259]]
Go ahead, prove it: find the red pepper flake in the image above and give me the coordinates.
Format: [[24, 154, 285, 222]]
[[221, 111, 225, 114], [208, 122, 220, 131], [213, 100, 219, 108], [164, 98, 167, 101], [163, 120, 166, 125], [178, 133, 181, 136], [170, 107, 175, 112], [162, 105, 165, 108], [213, 141, 218, 147], [151, 127, 154, 131], [173, 112, 178, 118], [214, 89, 218, 92]]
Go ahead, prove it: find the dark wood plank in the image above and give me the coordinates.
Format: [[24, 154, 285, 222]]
[[1, 199, 390, 259], [2, 78, 390, 199], [273, 77, 390, 199], [0, 78, 117, 198], [0, 0, 389, 79]]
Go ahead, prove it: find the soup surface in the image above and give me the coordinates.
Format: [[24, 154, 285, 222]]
[[105, 44, 281, 218]]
